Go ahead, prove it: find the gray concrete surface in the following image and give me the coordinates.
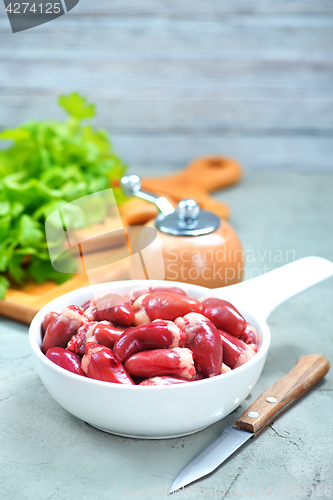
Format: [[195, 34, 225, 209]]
[[1, 171, 333, 500]]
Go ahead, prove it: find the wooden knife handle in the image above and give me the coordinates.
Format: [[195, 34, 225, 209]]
[[234, 354, 330, 437]]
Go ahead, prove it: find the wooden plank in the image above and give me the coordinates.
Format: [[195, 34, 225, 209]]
[[1, 16, 332, 61], [1, 13, 332, 102], [1, 57, 332, 101], [1, 92, 332, 132], [64, 0, 333, 16], [0, 6, 332, 172], [110, 133, 333, 171], [1, 0, 332, 18], [1, 114, 332, 169], [1, 15, 332, 127]]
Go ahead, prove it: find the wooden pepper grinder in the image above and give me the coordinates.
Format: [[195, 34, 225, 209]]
[[121, 175, 244, 288]]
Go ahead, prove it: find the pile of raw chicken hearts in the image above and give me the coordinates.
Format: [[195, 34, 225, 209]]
[[41, 287, 259, 386]]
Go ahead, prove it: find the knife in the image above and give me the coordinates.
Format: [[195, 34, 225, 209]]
[[169, 354, 330, 493]]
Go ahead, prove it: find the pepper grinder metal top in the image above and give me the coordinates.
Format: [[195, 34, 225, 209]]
[[120, 175, 220, 236]]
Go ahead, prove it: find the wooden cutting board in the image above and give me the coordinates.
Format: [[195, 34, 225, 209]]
[[0, 156, 242, 324]]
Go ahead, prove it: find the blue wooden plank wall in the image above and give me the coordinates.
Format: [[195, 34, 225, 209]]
[[0, 0, 332, 171]]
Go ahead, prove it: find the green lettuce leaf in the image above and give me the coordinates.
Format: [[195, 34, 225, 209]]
[[0, 92, 127, 298]]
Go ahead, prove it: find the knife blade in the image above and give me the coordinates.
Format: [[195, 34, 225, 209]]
[[169, 354, 329, 493]]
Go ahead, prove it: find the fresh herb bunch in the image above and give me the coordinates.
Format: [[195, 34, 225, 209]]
[[0, 93, 127, 298]]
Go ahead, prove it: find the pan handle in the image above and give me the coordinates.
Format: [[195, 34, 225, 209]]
[[215, 256, 333, 321]]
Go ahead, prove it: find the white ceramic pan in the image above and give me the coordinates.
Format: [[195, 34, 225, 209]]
[[29, 257, 333, 438]]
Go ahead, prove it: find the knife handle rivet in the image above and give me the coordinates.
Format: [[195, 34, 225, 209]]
[[247, 411, 259, 418], [266, 396, 277, 403]]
